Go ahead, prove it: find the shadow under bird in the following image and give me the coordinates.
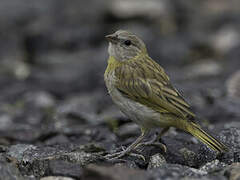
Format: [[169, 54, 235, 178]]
[[104, 30, 228, 160]]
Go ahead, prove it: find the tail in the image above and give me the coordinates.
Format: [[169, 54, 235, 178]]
[[184, 121, 228, 153]]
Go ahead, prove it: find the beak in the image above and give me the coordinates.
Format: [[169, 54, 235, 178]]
[[105, 34, 118, 44]]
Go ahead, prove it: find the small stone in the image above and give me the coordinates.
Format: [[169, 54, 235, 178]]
[[62, 151, 100, 166], [7, 144, 37, 162], [179, 148, 196, 167], [148, 153, 166, 169], [199, 160, 227, 173], [224, 163, 240, 180]]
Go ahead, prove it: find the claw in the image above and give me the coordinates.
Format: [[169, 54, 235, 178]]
[[135, 142, 167, 153], [129, 152, 146, 161]]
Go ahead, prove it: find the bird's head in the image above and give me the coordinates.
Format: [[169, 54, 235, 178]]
[[106, 30, 147, 61]]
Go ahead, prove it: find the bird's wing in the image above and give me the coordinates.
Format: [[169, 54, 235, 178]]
[[114, 55, 195, 119]]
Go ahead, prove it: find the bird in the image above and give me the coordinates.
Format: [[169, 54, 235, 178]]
[[104, 30, 228, 159]]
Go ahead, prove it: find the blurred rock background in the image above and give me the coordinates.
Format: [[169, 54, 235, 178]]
[[0, 0, 240, 179]]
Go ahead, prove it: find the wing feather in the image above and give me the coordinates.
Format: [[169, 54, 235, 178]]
[[114, 55, 195, 119]]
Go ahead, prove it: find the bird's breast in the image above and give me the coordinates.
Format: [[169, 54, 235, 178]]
[[104, 69, 167, 128]]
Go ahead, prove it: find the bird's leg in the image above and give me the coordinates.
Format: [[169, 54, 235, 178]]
[[135, 127, 170, 152], [104, 128, 149, 160], [156, 127, 170, 141]]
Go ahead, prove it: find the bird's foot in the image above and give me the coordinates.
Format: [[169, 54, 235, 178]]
[[104, 146, 145, 161], [135, 133, 167, 153], [136, 141, 167, 153]]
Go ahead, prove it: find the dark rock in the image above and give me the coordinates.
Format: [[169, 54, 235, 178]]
[[82, 163, 228, 180], [82, 164, 148, 180], [194, 142, 219, 168], [112, 161, 139, 169], [6, 144, 101, 177], [44, 135, 69, 145], [49, 160, 82, 179], [29, 49, 107, 96], [233, 151, 240, 162], [7, 144, 37, 162], [216, 128, 240, 165], [182, 175, 227, 180], [76, 143, 106, 154], [148, 164, 207, 179], [220, 128, 240, 153], [0, 154, 25, 180], [179, 148, 196, 167], [162, 131, 202, 166], [56, 91, 107, 125]]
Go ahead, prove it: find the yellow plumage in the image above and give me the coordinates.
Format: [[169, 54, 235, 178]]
[[104, 30, 228, 159]]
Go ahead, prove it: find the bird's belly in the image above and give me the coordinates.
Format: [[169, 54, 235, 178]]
[[104, 70, 170, 128], [110, 88, 168, 129]]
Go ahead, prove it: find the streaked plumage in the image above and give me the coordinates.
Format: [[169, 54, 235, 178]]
[[104, 30, 228, 159]]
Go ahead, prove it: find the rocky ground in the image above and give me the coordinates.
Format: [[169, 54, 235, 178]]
[[0, 0, 240, 179]]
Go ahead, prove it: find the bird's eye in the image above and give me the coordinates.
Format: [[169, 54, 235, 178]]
[[124, 40, 131, 46]]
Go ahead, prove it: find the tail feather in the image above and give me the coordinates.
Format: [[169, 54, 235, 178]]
[[185, 122, 228, 153]]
